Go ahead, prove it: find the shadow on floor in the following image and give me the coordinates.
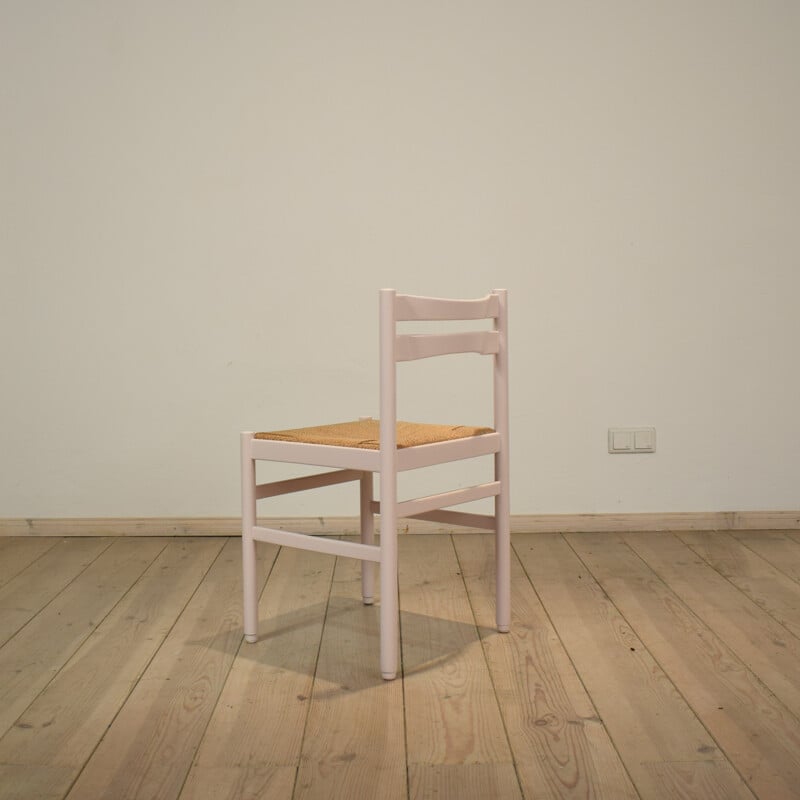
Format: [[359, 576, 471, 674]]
[[194, 596, 498, 693]]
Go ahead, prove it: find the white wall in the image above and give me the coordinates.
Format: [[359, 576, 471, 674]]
[[2, 2, 798, 518]]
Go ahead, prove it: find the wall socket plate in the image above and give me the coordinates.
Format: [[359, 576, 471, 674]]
[[608, 427, 656, 454]]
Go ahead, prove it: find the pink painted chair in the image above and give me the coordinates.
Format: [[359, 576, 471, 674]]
[[241, 289, 510, 680]]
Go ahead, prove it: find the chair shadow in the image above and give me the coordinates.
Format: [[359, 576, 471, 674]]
[[196, 598, 496, 695]]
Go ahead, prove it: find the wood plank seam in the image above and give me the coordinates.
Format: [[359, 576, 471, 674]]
[[562, 534, 742, 767], [679, 531, 800, 635], [29, 539, 228, 800], [565, 533, 795, 798], [472, 534, 640, 798], [289, 542, 340, 800], [0, 539, 171, 762], [510, 533, 615, 711], [549, 533, 754, 797], [622, 533, 800, 733], [0, 537, 60, 590], [450, 535, 526, 798], [509, 534, 644, 797], [164, 539, 272, 800], [623, 531, 800, 761], [727, 532, 800, 588], [4, 534, 799, 798]]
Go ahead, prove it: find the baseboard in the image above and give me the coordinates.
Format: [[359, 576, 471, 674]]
[[517, 511, 800, 533], [1, 511, 799, 537]]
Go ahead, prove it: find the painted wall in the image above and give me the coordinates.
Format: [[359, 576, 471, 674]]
[[2, 2, 798, 518]]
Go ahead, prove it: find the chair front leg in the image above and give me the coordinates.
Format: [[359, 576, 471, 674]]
[[360, 471, 375, 605], [242, 533, 258, 643], [379, 508, 399, 681], [241, 433, 259, 643], [495, 485, 511, 634]]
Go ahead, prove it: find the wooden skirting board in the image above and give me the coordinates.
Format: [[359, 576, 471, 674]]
[[1, 511, 799, 537]]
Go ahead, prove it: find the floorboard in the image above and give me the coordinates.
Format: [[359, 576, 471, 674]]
[[679, 532, 800, 639], [624, 532, 800, 720], [181, 545, 327, 800], [729, 530, 800, 584], [294, 550, 406, 800], [400, 535, 513, 775], [0, 536, 60, 589], [0, 538, 225, 800], [516, 532, 754, 800], [0, 538, 166, 742], [454, 534, 638, 799], [0, 538, 112, 648], [0, 532, 798, 799], [66, 539, 269, 800], [569, 531, 800, 800]]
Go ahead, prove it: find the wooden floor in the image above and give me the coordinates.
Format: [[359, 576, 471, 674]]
[[1, 532, 800, 799]]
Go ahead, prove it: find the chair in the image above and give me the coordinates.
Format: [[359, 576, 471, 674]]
[[241, 289, 510, 680]]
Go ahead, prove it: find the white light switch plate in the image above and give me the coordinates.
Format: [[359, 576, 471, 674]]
[[609, 427, 656, 453]]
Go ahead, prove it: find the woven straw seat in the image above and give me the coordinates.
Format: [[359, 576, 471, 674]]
[[255, 419, 493, 450]]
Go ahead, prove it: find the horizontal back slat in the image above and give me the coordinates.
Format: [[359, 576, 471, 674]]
[[395, 293, 499, 321], [395, 330, 500, 361]]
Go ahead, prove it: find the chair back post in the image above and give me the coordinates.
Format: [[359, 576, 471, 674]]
[[492, 288, 509, 446], [491, 288, 511, 631], [379, 288, 398, 473], [378, 288, 399, 678]]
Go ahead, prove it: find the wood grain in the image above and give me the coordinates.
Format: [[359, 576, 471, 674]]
[[570, 531, 800, 800], [0, 537, 112, 646], [294, 542, 407, 800], [1, 533, 797, 800], [516, 533, 754, 800], [66, 538, 273, 800], [178, 766, 296, 800], [454, 533, 638, 799], [729, 530, 800, 583], [408, 763, 521, 800], [625, 532, 800, 719], [0, 537, 166, 739], [0, 538, 225, 800], [0, 536, 59, 588], [0, 765, 74, 800], [400, 534, 513, 769], [181, 545, 335, 799], [679, 532, 800, 639]]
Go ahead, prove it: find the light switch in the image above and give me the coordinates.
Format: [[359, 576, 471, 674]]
[[634, 429, 655, 451], [611, 430, 633, 451], [609, 427, 656, 454]]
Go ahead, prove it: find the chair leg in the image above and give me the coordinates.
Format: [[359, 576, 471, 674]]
[[495, 488, 511, 634], [379, 511, 399, 680], [360, 472, 375, 605], [242, 532, 258, 643], [241, 433, 259, 643]]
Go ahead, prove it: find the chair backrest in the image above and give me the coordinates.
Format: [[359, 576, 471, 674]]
[[378, 289, 509, 457]]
